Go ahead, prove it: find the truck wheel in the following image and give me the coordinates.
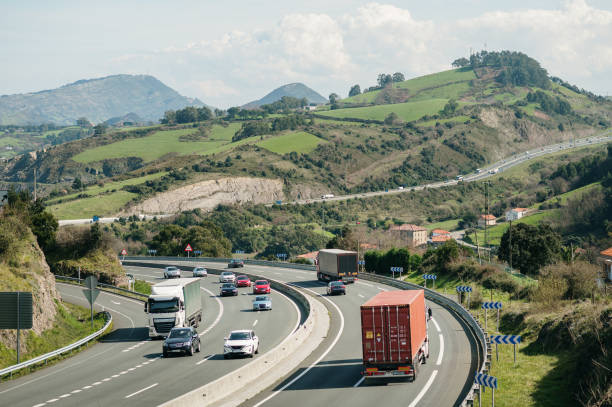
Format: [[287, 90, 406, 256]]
[[163, 351, 168, 358]]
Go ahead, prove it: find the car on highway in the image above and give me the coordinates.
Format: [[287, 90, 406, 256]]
[[475, 168, 482, 173], [398, 186, 404, 190], [253, 280, 271, 294], [223, 330, 259, 358], [164, 266, 181, 279], [236, 275, 251, 287], [192, 267, 207, 277], [162, 327, 200, 357], [489, 168, 499, 174], [228, 259, 244, 268], [327, 281, 346, 295], [220, 283, 238, 296], [252, 295, 272, 311], [219, 271, 236, 283]]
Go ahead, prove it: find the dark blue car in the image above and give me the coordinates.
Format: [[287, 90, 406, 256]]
[[162, 327, 200, 357], [220, 283, 238, 296]]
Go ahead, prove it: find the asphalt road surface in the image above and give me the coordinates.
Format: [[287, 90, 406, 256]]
[[0, 269, 299, 407]]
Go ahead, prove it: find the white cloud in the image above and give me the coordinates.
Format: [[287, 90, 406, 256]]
[[111, 1, 612, 106]]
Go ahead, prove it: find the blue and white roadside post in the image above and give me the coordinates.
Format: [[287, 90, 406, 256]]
[[422, 274, 437, 288], [456, 286, 472, 308], [481, 301, 502, 332], [490, 335, 521, 365], [390, 266, 403, 279], [475, 373, 498, 407], [276, 253, 287, 261], [358, 260, 365, 273]]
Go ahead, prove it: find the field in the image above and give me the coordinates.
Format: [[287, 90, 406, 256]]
[[395, 68, 476, 92], [419, 115, 470, 127], [317, 98, 449, 122], [46, 171, 168, 205], [48, 190, 135, 219], [258, 132, 325, 154]]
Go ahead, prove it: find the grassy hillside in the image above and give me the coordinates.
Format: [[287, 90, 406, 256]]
[[317, 98, 450, 122], [258, 131, 325, 154]]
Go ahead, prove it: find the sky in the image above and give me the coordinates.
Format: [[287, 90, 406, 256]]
[[1, 0, 612, 108]]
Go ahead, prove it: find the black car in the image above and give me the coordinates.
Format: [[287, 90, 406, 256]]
[[162, 327, 200, 357], [327, 281, 346, 295], [228, 259, 244, 268], [220, 283, 238, 296]]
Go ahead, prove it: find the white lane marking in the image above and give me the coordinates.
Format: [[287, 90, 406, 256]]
[[356, 282, 373, 288], [111, 300, 120, 305], [82, 385, 92, 390], [376, 286, 387, 291], [199, 286, 223, 337], [407, 370, 438, 407], [92, 382, 102, 386], [196, 354, 215, 366], [253, 319, 258, 327], [125, 383, 158, 399], [59, 292, 135, 331], [128, 367, 136, 371], [102, 378, 111, 382], [436, 334, 444, 366], [71, 389, 82, 394], [353, 376, 365, 387], [56, 282, 142, 305], [120, 370, 128, 375], [32, 403, 46, 407], [358, 294, 364, 298], [253, 284, 344, 407], [431, 317, 441, 333], [142, 361, 150, 365], [59, 394, 70, 398], [112, 374, 120, 377], [135, 364, 143, 368], [46, 399, 59, 403]]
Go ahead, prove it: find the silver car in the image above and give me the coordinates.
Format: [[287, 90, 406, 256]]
[[164, 266, 181, 279], [193, 267, 207, 277], [219, 271, 236, 283], [252, 295, 272, 311]]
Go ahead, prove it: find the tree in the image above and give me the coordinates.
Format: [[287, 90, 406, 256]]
[[329, 93, 339, 104], [348, 84, 361, 97], [451, 57, 470, 68], [76, 117, 91, 127], [161, 110, 176, 124], [392, 72, 405, 82], [72, 177, 83, 191], [377, 74, 392, 88], [498, 223, 562, 275], [384, 112, 399, 125], [93, 124, 107, 136], [441, 99, 458, 117], [227, 107, 240, 119], [30, 211, 58, 251], [181, 222, 231, 257]]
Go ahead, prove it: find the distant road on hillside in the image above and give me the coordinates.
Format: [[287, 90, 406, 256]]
[[282, 131, 612, 206]]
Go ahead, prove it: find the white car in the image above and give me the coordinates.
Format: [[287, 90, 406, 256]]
[[223, 330, 259, 358], [193, 267, 207, 277], [219, 271, 236, 283], [164, 266, 181, 279]]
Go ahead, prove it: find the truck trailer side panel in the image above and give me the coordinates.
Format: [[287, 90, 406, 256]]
[[183, 279, 202, 322]]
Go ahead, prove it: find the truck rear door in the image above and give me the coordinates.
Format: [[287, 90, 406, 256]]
[[361, 305, 413, 364]]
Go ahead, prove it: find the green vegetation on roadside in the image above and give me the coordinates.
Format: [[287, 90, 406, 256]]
[[258, 131, 325, 154], [317, 98, 450, 122]]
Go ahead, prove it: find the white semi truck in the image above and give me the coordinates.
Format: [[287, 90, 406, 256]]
[[145, 278, 202, 338]]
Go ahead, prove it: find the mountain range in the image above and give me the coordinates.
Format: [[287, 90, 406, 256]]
[[242, 83, 327, 108], [0, 75, 204, 126]]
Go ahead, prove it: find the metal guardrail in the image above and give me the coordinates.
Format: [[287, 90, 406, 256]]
[[0, 311, 112, 380], [55, 275, 149, 300], [124, 256, 487, 405]]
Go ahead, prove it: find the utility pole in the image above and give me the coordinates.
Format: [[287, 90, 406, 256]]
[[33, 169, 37, 201], [484, 181, 489, 263]]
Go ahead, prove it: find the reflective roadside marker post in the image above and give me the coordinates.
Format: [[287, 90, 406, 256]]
[[490, 335, 521, 366], [390, 267, 403, 280], [475, 373, 498, 407]]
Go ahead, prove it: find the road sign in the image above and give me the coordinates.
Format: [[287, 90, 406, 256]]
[[185, 244, 193, 252], [475, 372, 498, 389], [276, 253, 287, 259], [83, 276, 100, 330], [92, 215, 99, 222], [275, 200, 282, 205], [193, 250, 202, 255], [358, 260, 365, 265], [456, 286, 472, 292], [423, 274, 437, 280], [490, 335, 521, 345], [0, 292, 33, 364], [481, 302, 503, 332], [390, 267, 403, 272], [235, 250, 244, 254], [148, 249, 157, 255]]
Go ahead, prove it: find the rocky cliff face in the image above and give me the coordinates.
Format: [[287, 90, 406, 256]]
[[124, 177, 284, 215], [0, 216, 59, 354]]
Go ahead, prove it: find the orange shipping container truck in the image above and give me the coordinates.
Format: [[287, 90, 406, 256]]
[[360, 290, 429, 381]]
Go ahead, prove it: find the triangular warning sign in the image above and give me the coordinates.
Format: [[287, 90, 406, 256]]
[[185, 244, 193, 252], [120, 249, 127, 255]]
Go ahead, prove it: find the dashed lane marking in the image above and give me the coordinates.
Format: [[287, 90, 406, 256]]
[[353, 376, 365, 387], [196, 354, 215, 366], [125, 383, 158, 399], [253, 319, 258, 327]]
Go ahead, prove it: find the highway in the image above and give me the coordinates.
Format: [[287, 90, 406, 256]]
[[164, 261, 476, 407], [0, 270, 299, 407]]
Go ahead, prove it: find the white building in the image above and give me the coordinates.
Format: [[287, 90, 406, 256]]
[[505, 208, 528, 221]]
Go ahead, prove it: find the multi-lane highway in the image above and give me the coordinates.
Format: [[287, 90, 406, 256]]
[[0, 269, 299, 407], [0, 262, 476, 406]]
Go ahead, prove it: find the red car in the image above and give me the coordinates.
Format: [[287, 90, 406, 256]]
[[236, 275, 251, 287], [253, 280, 271, 294]]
